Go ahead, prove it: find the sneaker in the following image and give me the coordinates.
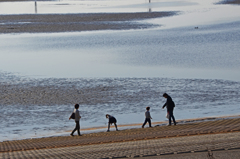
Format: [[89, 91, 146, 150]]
[[174, 123, 177, 125], [107, 130, 110, 132], [167, 124, 171, 126], [70, 134, 74, 136], [142, 126, 144, 128]]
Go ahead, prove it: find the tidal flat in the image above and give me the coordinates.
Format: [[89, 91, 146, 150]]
[[0, 0, 240, 141]]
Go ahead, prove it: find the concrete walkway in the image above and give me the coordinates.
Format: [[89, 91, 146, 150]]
[[1, 118, 240, 159]]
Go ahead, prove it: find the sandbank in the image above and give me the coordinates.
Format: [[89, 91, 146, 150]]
[[219, 0, 240, 4], [0, 12, 176, 33]]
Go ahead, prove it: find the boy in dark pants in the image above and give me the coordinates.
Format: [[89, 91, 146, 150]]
[[69, 104, 81, 136], [106, 114, 118, 132], [142, 106, 152, 128]]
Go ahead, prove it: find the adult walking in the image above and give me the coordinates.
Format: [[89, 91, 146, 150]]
[[69, 104, 81, 136], [162, 93, 176, 126]]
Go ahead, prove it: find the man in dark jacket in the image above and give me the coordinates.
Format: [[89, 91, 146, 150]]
[[162, 93, 176, 126]]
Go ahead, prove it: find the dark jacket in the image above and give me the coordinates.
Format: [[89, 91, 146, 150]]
[[162, 96, 175, 112], [109, 115, 117, 123]]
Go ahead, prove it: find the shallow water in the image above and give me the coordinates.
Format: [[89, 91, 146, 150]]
[[0, 75, 240, 141], [0, 0, 240, 141], [0, 20, 240, 80]]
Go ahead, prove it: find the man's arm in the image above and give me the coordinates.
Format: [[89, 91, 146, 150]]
[[162, 102, 167, 109]]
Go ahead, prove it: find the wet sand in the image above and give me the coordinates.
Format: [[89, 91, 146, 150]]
[[77, 114, 240, 132], [0, 12, 176, 33], [1, 76, 240, 142]]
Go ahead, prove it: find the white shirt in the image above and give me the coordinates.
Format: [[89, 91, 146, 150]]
[[74, 109, 81, 121]]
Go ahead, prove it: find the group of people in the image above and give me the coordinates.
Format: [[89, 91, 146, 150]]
[[68, 104, 119, 136], [142, 93, 176, 128], [69, 93, 176, 136]]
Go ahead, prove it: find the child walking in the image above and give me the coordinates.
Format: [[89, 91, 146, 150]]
[[142, 106, 152, 128], [69, 104, 81, 136]]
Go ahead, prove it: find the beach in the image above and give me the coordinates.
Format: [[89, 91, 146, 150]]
[[1, 76, 240, 141], [1, 0, 240, 158], [0, 0, 240, 140]]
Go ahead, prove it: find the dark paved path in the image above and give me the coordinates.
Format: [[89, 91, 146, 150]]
[[1, 118, 240, 158]]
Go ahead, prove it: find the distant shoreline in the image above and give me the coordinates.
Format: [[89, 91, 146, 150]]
[[0, 0, 53, 1], [1, 0, 240, 4], [219, 0, 240, 4], [0, 12, 176, 33]]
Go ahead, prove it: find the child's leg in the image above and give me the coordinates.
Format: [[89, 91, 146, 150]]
[[76, 121, 81, 135], [107, 122, 110, 131], [148, 118, 152, 127], [114, 123, 118, 130], [71, 121, 78, 135], [142, 118, 147, 128]]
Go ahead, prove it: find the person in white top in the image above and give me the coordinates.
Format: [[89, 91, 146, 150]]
[[142, 106, 152, 128], [69, 104, 81, 136]]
